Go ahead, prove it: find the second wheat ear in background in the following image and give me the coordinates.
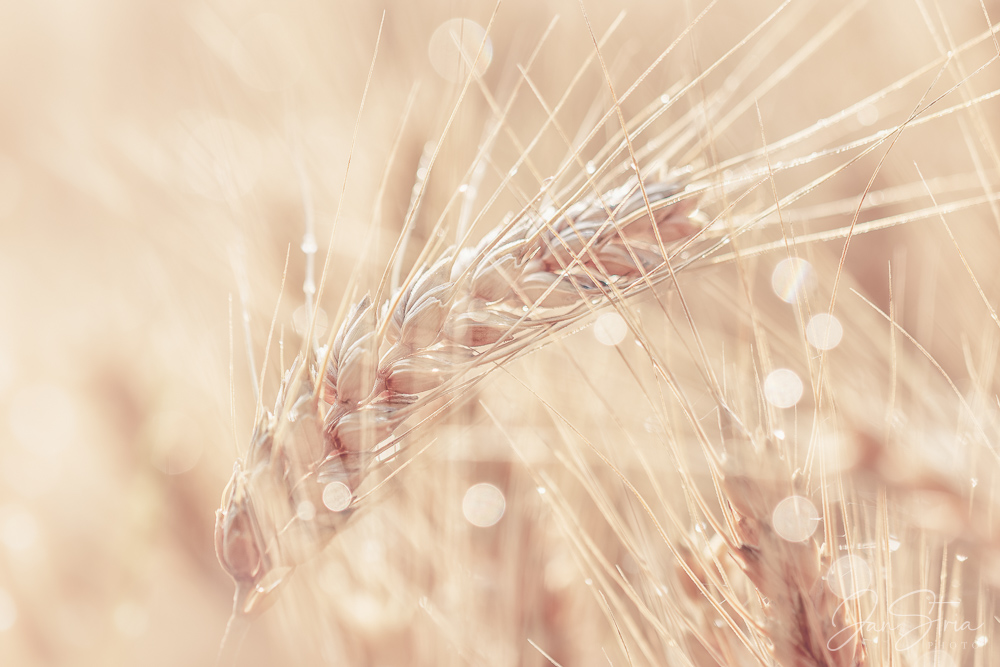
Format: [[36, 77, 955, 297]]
[[214, 174, 701, 617]]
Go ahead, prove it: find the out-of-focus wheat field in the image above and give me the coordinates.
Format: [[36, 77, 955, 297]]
[[2, 0, 1000, 665]]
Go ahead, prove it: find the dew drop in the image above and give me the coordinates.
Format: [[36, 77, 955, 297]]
[[806, 313, 843, 350], [771, 257, 814, 303], [585, 161, 596, 175], [857, 103, 879, 127], [300, 234, 318, 254], [322, 482, 352, 512], [428, 18, 493, 83], [955, 553, 968, 562], [826, 555, 872, 599], [772, 496, 820, 542], [660, 94, 670, 104], [773, 429, 786, 440], [462, 483, 505, 527], [536, 487, 546, 495], [296, 500, 316, 521], [593, 312, 627, 346], [764, 369, 804, 409], [292, 305, 329, 338], [457, 183, 468, 193]]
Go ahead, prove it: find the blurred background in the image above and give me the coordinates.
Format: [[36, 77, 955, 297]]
[[1, 0, 999, 665]]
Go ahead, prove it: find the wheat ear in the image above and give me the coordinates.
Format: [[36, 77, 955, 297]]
[[213, 174, 701, 617], [720, 437, 866, 667]]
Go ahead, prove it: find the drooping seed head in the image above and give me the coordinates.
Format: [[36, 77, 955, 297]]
[[214, 463, 263, 585]]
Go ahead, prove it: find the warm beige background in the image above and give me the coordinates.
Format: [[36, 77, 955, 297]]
[[1, 0, 999, 665]]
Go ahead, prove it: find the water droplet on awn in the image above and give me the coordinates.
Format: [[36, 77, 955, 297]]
[[771, 257, 814, 303], [428, 19, 493, 83], [806, 313, 843, 350], [462, 483, 505, 527], [322, 482, 352, 512], [772, 495, 819, 542], [593, 312, 627, 346], [764, 369, 803, 408]]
